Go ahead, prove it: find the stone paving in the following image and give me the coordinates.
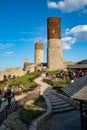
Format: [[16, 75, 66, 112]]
[[40, 110, 81, 130]]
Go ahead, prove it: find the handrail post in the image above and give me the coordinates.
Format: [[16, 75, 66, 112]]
[[15, 101, 17, 111], [80, 100, 83, 129]]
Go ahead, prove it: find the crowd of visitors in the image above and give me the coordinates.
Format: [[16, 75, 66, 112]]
[[45, 69, 87, 81], [3, 74, 17, 82], [68, 69, 87, 80]]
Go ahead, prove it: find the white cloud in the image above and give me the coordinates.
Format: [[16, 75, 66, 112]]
[[62, 37, 76, 49], [62, 24, 87, 50], [66, 25, 87, 34], [47, 0, 58, 8], [4, 51, 14, 56], [47, 0, 87, 12], [65, 25, 87, 42]]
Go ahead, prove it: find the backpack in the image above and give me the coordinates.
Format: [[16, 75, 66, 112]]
[[6, 89, 11, 97]]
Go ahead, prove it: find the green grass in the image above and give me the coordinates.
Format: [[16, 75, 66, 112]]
[[9, 72, 41, 88], [0, 72, 41, 98], [34, 95, 46, 105], [52, 79, 71, 87], [44, 79, 70, 88], [18, 96, 46, 125], [0, 72, 41, 90], [47, 70, 60, 75], [8, 74, 35, 88], [0, 84, 4, 90]]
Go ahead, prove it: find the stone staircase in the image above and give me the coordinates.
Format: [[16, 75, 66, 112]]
[[61, 75, 87, 97], [45, 91, 76, 113]]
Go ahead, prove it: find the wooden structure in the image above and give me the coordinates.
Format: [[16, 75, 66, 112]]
[[71, 86, 87, 130], [61, 75, 87, 130], [67, 59, 87, 69]]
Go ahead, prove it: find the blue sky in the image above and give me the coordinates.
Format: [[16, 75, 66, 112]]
[[0, 0, 87, 71]]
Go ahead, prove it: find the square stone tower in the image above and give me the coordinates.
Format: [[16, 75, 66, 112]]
[[47, 16, 64, 70]]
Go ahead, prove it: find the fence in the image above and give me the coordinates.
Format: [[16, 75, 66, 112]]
[[0, 89, 39, 125]]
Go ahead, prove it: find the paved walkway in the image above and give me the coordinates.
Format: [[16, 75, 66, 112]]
[[32, 74, 81, 130]]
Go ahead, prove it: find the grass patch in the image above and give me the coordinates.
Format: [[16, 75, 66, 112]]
[[0, 84, 4, 90], [8, 72, 41, 89], [47, 70, 60, 75], [43, 79, 70, 88], [18, 95, 46, 125], [34, 95, 45, 105], [52, 79, 71, 87], [0, 72, 41, 91]]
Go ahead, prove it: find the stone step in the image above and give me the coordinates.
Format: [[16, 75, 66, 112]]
[[51, 100, 66, 106], [46, 95, 62, 99], [52, 103, 72, 109], [50, 98, 64, 103], [46, 94, 58, 97], [46, 96, 61, 100], [52, 106, 75, 113]]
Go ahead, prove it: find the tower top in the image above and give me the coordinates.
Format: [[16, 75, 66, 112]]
[[47, 16, 61, 21], [35, 42, 44, 50], [47, 16, 61, 39], [24, 58, 29, 63]]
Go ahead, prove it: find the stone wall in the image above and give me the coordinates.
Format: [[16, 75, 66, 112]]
[[47, 39, 64, 70], [25, 63, 36, 72], [0, 67, 26, 81]]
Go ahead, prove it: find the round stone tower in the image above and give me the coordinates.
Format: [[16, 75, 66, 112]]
[[47, 16, 64, 70], [35, 41, 44, 65]]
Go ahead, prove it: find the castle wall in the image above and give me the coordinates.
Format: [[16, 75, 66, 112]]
[[25, 63, 36, 72], [0, 68, 26, 81]]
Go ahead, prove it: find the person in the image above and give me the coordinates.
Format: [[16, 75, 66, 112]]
[[6, 85, 14, 105], [0, 89, 2, 108]]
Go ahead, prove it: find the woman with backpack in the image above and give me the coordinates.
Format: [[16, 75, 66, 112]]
[[6, 85, 13, 106], [0, 89, 2, 108]]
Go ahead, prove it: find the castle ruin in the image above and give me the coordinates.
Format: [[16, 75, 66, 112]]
[[24, 16, 69, 72], [0, 16, 76, 79]]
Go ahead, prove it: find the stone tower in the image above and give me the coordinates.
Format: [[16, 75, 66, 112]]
[[24, 58, 29, 70], [47, 16, 64, 70], [35, 41, 44, 65]]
